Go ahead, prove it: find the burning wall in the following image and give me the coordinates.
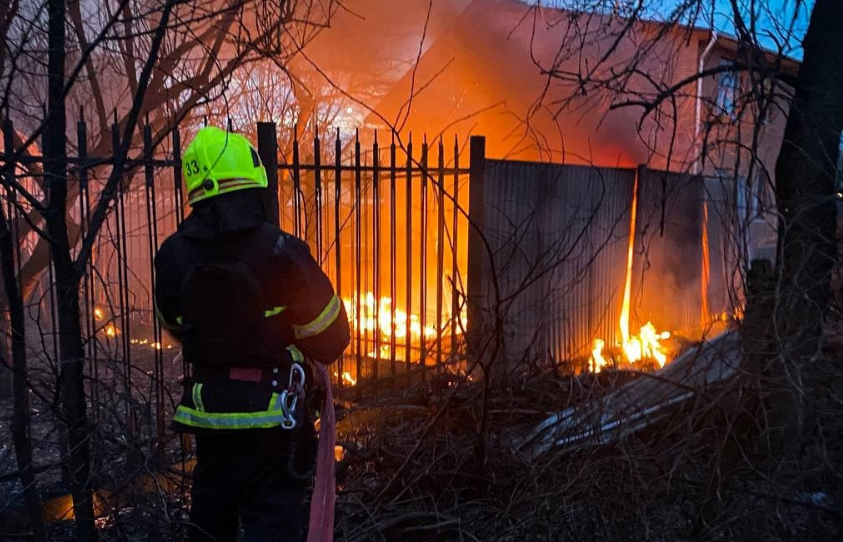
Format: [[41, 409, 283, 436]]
[[632, 169, 708, 334], [471, 157, 734, 372], [472, 159, 634, 367]]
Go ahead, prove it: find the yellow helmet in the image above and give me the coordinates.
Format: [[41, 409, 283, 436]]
[[182, 126, 268, 205]]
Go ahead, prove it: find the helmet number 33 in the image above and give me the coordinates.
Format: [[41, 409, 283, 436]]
[[186, 159, 201, 176]]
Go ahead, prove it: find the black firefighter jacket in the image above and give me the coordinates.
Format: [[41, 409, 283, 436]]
[[154, 190, 350, 432]]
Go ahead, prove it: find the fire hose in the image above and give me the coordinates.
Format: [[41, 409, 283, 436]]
[[306, 362, 336, 542], [278, 360, 336, 541]]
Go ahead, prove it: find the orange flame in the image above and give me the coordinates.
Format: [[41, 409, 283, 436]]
[[130, 338, 175, 350], [343, 293, 440, 343], [342, 292, 466, 362], [334, 445, 347, 462], [622, 323, 670, 367], [333, 371, 357, 386], [619, 170, 639, 350], [589, 171, 670, 372], [589, 338, 608, 372]]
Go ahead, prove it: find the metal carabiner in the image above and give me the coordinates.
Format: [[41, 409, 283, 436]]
[[288, 362, 305, 394], [280, 363, 306, 430], [280, 390, 298, 430]]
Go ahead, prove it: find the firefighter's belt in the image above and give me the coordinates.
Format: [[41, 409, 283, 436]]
[[173, 346, 305, 430]]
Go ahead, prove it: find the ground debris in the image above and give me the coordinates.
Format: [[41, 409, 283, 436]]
[[519, 332, 740, 458], [331, 366, 688, 541], [331, 332, 843, 542]]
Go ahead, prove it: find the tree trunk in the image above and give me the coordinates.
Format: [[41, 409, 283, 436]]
[[0, 204, 47, 541], [0, 310, 11, 400], [43, 0, 96, 538], [771, 0, 843, 448], [697, 3, 843, 533]]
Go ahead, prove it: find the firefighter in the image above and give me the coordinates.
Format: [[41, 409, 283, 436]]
[[154, 126, 350, 542]]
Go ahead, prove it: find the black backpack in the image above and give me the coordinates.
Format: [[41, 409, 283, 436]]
[[178, 257, 268, 367]]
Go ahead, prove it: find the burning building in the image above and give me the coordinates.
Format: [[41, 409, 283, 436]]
[[333, 0, 797, 373], [48, 0, 798, 390]]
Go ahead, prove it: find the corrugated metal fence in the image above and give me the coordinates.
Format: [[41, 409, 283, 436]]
[[465, 137, 732, 370]]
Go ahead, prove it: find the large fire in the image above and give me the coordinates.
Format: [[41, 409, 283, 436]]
[[343, 292, 438, 342], [589, 173, 671, 373], [342, 291, 466, 371]]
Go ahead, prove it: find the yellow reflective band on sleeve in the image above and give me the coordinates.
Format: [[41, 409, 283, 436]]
[[293, 295, 341, 339], [173, 392, 286, 430], [176, 316, 183, 325], [192, 383, 205, 412], [287, 345, 304, 363], [264, 306, 287, 318]]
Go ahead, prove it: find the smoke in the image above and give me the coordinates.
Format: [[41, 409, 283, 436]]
[[297, 0, 688, 166]]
